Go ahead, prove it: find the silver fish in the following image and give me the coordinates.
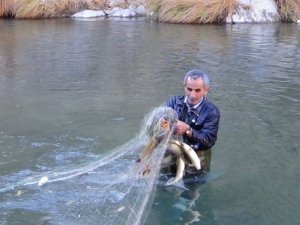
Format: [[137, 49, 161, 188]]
[[164, 140, 201, 185]]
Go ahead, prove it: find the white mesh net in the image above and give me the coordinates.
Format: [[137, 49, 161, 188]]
[[0, 106, 177, 225]]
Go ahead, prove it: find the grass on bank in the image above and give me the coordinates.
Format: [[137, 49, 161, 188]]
[[1, 0, 240, 21], [145, 0, 241, 24], [276, 0, 300, 22], [0, 0, 106, 18], [145, 0, 300, 23], [0, 0, 13, 17], [1, 0, 300, 22]]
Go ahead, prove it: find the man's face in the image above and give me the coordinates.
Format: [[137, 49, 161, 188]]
[[184, 77, 208, 106]]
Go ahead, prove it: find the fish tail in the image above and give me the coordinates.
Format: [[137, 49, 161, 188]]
[[138, 138, 158, 162]]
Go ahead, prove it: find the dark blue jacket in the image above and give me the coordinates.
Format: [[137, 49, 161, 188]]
[[166, 96, 220, 151]]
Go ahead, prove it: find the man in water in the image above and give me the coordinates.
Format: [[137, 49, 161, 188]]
[[166, 69, 220, 174]]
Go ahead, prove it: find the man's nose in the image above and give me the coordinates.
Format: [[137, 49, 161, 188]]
[[190, 91, 196, 98]]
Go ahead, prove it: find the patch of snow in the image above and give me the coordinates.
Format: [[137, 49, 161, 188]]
[[297, 19, 300, 24]]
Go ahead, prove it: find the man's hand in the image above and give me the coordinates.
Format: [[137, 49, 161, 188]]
[[175, 120, 190, 135]]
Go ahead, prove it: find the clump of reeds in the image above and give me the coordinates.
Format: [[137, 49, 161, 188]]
[[0, 0, 106, 19], [276, 0, 300, 22], [145, 0, 240, 24]]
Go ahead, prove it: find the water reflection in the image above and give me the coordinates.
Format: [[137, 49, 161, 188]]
[[0, 22, 17, 77], [151, 181, 217, 225]]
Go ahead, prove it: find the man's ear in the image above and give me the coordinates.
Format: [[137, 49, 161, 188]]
[[204, 86, 210, 95]]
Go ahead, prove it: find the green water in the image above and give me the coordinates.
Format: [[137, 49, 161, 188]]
[[0, 18, 300, 225]]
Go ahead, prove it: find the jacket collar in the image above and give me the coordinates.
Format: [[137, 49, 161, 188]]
[[183, 96, 206, 117]]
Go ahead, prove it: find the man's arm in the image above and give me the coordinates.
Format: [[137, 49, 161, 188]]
[[190, 109, 220, 150]]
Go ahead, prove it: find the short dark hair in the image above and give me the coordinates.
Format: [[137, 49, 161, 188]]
[[184, 69, 210, 87]]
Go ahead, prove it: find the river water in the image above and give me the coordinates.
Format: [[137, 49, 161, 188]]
[[0, 18, 300, 225]]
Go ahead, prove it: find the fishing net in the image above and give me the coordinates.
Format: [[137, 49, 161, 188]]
[[0, 106, 177, 225]]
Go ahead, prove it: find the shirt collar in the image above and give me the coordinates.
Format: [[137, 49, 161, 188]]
[[184, 96, 203, 110]]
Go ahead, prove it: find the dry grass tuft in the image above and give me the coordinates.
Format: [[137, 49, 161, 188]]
[[145, 0, 239, 24], [0, 0, 15, 17], [14, 0, 45, 18], [110, 0, 145, 8], [276, 0, 300, 22], [0, 0, 106, 19]]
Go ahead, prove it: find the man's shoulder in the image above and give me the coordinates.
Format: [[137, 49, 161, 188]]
[[169, 95, 185, 101], [166, 95, 185, 106], [204, 99, 220, 116]]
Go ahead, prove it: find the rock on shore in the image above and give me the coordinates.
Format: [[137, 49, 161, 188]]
[[226, 0, 280, 23], [72, 5, 145, 18], [71, 0, 299, 24]]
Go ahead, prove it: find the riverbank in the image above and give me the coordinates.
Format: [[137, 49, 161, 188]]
[[0, 0, 300, 23]]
